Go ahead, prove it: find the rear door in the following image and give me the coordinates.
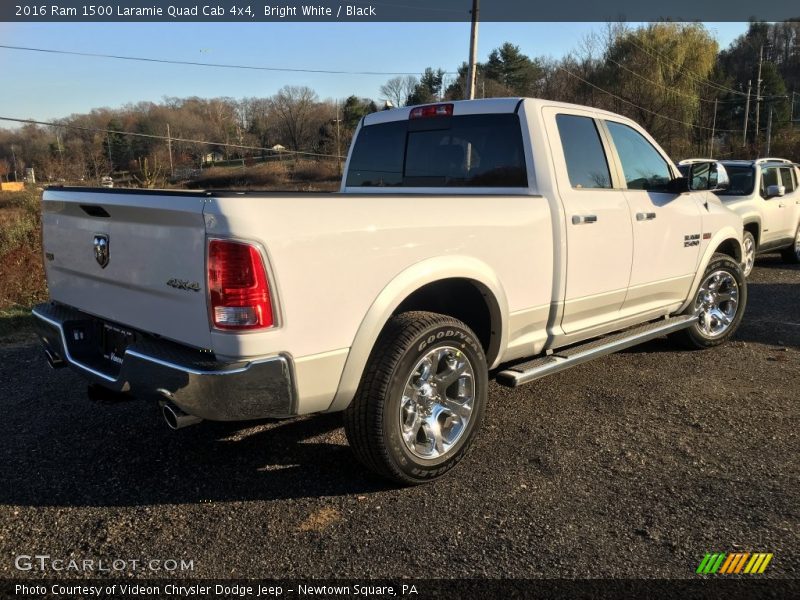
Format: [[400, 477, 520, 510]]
[[544, 108, 633, 334], [602, 120, 702, 314], [778, 166, 800, 240], [759, 166, 792, 244], [41, 189, 212, 349]]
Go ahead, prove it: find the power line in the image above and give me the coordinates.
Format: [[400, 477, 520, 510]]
[[604, 57, 742, 105], [557, 66, 742, 133], [0, 44, 456, 76], [0, 116, 345, 159], [623, 37, 748, 98]]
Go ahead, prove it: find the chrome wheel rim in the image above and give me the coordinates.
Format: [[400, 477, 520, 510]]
[[399, 346, 475, 460], [743, 235, 755, 276], [694, 270, 739, 338]]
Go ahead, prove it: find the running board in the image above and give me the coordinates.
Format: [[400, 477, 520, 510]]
[[495, 315, 697, 388]]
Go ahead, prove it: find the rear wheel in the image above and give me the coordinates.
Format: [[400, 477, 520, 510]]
[[344, 311, 487, 484], [741, 230, 756, 277], [780, 223, 800, 264], [673, 253, 747, 349]]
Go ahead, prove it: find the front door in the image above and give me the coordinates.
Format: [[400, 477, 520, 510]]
[[602, 120, 702, 315]]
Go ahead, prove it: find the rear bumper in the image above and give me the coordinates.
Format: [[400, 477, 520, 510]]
[[32, 302, 296, 421]]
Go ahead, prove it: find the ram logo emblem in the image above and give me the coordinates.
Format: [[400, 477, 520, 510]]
[[93, 234, 110, 268]]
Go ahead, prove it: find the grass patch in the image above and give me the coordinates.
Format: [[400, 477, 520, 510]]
[[0, 307, 36, 343], [0, 188, 47, 314], [0, 189, 41, 257], [185, 160, 340, 190]]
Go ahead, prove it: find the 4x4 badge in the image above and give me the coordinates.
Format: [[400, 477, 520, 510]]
[[93, 234, 109, 268]]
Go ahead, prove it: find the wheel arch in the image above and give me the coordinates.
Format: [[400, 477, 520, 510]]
[[326, 256, 509, 412], [677, 226, 743, 314], [742, 218, 761, 247]]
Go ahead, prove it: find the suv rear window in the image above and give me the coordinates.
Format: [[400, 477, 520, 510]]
[[346, 114, 527, 188]]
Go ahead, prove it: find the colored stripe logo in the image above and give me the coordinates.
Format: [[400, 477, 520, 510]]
[[696, 552, 773, 574]]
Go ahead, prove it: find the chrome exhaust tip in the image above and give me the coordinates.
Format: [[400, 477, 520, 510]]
[[44, 347, 66, 369], [161, 401, 203, 430]]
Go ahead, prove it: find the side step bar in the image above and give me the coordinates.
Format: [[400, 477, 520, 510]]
[[496, 314, 697, 388]]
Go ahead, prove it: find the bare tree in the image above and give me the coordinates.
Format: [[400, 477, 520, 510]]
[[269, 86, 319, 151], [379, 75, 418, 107]]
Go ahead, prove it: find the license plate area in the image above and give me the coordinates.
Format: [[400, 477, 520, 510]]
[[62, 318, 137, 377], [101, 322, 136, 366]]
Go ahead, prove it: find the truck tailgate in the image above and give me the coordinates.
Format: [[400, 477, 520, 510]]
[[41, 189, 212, 350]]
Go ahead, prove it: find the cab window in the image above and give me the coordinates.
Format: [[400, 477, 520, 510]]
[[605, 121, 672, 191], [555, 114, 612, 189]]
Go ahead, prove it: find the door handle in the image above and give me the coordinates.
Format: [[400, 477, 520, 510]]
[[636, 212, 657, 221], [572, 215, 597, 225], [778, 203, 786, 208]]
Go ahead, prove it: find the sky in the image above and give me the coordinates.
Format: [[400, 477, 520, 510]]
[[0, 21, 750, 124]]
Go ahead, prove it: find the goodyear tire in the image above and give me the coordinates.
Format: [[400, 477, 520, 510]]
[[344, 311, 487, 484], [673, 253, 747, 349]]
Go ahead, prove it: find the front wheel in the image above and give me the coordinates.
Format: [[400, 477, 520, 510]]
[[673, 253, 747, 349], [344, 311, 487, 484], [780, 223, 800, 264], [742, 230, 756, 277]]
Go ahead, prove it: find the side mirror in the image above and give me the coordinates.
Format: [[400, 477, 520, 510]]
[[667, 176, 690, 194], [684, 161, 729, 192], [766, 184, 786, 198]]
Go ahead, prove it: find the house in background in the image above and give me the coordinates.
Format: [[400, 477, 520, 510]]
[[202, 151, 224, 165]]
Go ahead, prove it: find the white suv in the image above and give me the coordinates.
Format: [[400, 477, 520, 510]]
[[714, 158, 800, 276]]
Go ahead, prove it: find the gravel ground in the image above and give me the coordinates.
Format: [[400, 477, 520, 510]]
[[1, 254, 797, 581]]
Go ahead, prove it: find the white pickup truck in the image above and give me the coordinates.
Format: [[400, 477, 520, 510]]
[[34, 98, 747, 484]]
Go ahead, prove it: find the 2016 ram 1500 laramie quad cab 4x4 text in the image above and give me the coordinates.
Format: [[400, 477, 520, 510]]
[[34, 98, 747, 483]]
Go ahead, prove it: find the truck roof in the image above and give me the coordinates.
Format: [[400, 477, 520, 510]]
[[363, 97, 638, 127]]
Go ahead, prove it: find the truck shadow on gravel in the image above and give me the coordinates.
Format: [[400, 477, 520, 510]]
[[0, 364, 395, 507]]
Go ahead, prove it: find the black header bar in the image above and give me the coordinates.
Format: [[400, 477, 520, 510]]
[[2, 1, 799, 22]]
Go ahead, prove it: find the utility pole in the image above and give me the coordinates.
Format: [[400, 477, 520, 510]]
[[10, 144, 18, 182], [742, 79, 751, 147], [166, 123, 174, 178], [709, 98, 718, 158], [765, 105, 773, 157], [333, 101, 342, 175], [106, 133, 113, 174], [466, 0, 479, 100], [754, 44, 764, 155]]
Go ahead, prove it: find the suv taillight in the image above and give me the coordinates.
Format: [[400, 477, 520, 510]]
[[207, 239, 273, 330]]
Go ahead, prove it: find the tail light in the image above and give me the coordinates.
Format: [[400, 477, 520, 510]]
[[207, 239, 273, 330], [409, 103, 453, 119]]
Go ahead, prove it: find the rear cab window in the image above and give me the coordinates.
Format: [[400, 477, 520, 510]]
[[346, 113, 527, 188], [555, 114, 612, 189]]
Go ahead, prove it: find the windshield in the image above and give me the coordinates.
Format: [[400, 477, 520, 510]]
[[718, 165, 755, 196]]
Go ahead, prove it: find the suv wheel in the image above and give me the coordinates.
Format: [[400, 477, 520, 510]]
[[673, 253, 747, 349], [780, 223, 800, 264], [344, 311, 487, 484], [742, 230, 756, 277]]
